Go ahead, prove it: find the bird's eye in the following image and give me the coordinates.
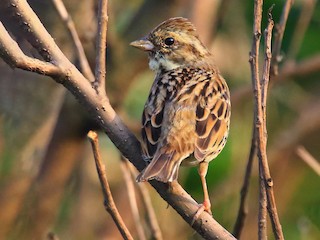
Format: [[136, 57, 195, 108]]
[[164, 37, 175, 46]]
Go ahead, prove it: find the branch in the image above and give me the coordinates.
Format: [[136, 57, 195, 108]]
[[87, 131, 134, 240], [258, 9, 285, 240], [271, 0, 294, 76], [258, 164, 267, 240], [287, 0, 316, 60], [120, 158, 147, 240], [127, 163, 163, 240], [248, 2, 264, 239], [296, 146, 320, 176], [0, 22, 61, 76], [94, 0, 108, 93], [51, 0, 95, 81], [249, 1, 284, 239], [0, 0, 236, 239], [232, 53, 320, 105]]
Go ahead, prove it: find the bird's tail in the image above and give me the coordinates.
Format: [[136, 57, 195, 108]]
[[136, 149, 181, 183]]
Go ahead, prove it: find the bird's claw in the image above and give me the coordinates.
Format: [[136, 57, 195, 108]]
[[191, 203, 212, 226]]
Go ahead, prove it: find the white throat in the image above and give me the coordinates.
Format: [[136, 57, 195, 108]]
[[148, 52, 180, 71]]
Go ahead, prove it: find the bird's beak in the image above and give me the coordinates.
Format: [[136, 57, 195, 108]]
[[130, 39, 154, 52]]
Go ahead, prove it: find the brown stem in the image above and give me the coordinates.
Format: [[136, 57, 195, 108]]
[[287, 0, 316, 59], [249, 1, 284, 239], [232, 53, 320, 106], [0, 23, 61, 76], [87, 131, 134, 240], [51, 0, 94, 81], [120, 158, 147, 240], [296, 146, 320, 176], [259, 10, 284, 240], [271, 0, 294, 76], [258, 164, 267, 240], [94, 0, 108, 93], [128, 164, 163, 240]]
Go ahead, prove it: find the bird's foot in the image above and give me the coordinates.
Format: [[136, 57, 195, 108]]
[[191, 200, 212, 226]]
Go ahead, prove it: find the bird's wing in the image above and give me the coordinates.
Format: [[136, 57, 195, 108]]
[[192, 71, 231, 162], [139, 69, 195, 182], [141, 72, 172, 159]]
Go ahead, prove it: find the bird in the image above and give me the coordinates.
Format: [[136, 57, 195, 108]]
[[130, 17, 231, 219]]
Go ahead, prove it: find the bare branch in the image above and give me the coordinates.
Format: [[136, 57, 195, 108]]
[[232, 53, 320, 105], [259, 10, 284, 240], [275, 54, 320, 81], [249, 0, 263, 90], [51, 0, 95, 81], [296, 146, 320, 176], [87, 131, 134, 240], [288, 0, 316, 60], [258, 164, 267, 240], [271, 0, 294, 76], [94, 0, 108, 93], [120, 158, 147, 240], [127, 163, 163, 240], [249, 1, 284, 239], [0, 22, 61, 76]]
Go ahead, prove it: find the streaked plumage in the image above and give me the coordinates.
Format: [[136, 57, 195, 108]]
[[130, 17, 231, 216]]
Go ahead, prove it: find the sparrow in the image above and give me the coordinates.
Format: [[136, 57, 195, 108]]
[[130, 17, 231, 219]]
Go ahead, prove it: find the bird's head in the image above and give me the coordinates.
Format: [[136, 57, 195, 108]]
[[130, 17, 211, 72]]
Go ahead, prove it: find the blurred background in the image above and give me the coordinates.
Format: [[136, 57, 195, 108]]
[[0, 0, 319, 239]]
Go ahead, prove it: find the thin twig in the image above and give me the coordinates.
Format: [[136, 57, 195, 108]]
[[94, 0, 108, 93], [232, 53, 320, 105], [87, 131, 134, 240], [249, 1, 284, 239], [249, 0, 262, 89], [233, 126, 256, 238], [271, 0, 294, 76], [296, 146, 320, 176], [249, 1, 263, 239], [51, 0, 94, 81], [127, 164, 163, 240], [259, 9, 285, 240], [258, 164, 267, 240], [287, 0, 317, 59], [120, 157, 147, 240]]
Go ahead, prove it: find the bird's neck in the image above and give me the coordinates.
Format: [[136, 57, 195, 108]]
[[149, 56, 180, 72], [148, 53, 213, 72]]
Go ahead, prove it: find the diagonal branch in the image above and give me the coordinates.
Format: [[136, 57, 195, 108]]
[[87, 131, 134, 240], [51, 0, 95, 81], [296, 146, 320, 176], [271, 0, 294, 76], [126, 162, 163, 240], [120, 158, 147, 240], [287, 0, 316, 59], [0, 22, 61, 76]]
